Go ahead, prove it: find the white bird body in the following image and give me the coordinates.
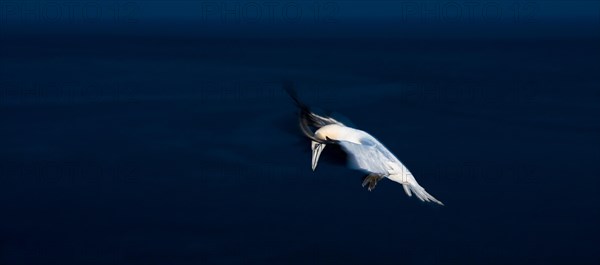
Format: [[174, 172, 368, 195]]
[[285, 84, 443, 205], [313, 124, 444, 205]]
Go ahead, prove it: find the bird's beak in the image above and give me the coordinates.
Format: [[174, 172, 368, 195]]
[[311, 141, 326, 171]]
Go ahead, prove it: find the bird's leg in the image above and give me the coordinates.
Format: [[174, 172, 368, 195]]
[[362, 174, 384, 191]]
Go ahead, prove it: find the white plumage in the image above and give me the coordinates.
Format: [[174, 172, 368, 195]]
[[286, 85, 443, 205], [315, 124, 444, 205]]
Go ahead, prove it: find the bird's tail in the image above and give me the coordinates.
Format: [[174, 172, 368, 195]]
[[403, 183, 444, 206], [390, 173, 444, 206]]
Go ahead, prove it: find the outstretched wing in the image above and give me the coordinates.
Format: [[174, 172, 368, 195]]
[[284, 82, 344, 141]]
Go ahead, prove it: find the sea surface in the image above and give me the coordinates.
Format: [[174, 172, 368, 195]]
[[1, 14, 599, 265]]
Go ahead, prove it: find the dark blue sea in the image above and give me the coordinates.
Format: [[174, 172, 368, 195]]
[[1, 1, 599, 264]]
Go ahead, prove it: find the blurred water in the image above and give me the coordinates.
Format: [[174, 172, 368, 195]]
[[1, 29, 599, 264]]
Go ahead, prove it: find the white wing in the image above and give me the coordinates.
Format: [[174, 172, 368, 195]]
[[337, 136, 399, 176], [338, 133, 444, 205]]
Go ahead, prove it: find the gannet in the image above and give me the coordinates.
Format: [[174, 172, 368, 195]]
[[286, 85, 443, 205]]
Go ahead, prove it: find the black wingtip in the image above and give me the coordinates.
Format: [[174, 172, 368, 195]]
[[283, 80, 308, 111]]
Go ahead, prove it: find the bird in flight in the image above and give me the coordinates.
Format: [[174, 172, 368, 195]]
[[286, 84, 443, 205]]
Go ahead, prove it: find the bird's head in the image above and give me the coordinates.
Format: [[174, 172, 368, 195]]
[[310, 124, 344, 171], [314, 124, 343, 142]]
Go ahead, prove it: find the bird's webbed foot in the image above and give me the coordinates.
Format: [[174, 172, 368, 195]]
[[362, 174, 384, 191]]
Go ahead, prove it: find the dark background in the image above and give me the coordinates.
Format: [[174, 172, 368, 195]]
[[1, 0, 599, 264]]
